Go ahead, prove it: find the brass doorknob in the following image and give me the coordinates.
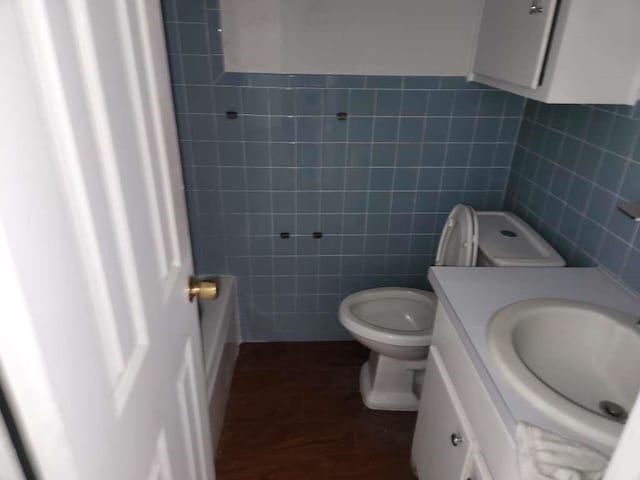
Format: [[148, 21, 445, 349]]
[[188, 278, 218, 302]]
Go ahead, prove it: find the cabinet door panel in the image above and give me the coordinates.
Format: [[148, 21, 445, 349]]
[[473, 0, 559, 88], [412, 347, 471, 479], [466, 453, 494, 480]]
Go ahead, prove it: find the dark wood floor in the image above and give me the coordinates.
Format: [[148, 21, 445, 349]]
[[216, 341, 418, 479]]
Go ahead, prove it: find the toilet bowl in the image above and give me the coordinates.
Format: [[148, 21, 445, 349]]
[[339, 204, 566, 411], [340, 287, 436, 360], [339, 288, 437, 410]]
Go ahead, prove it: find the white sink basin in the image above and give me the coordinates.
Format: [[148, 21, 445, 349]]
[[487, 298, 640, 449]]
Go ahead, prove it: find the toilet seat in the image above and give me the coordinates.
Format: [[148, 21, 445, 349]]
[[435, 203, 478, 267], [339, 288, 437, 347]]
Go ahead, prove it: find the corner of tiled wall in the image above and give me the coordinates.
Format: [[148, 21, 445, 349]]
[[505, 100, 640, 291], [160, 0, 533, 341]]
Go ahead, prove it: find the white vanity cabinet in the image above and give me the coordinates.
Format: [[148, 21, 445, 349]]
[[412, 303, 520, 480], [471, 0, 640, 105]]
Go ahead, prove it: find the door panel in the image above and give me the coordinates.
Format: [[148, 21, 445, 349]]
[[147, 432, 174, 480], [473, 0, 559, 88], [412, 347, 472, 479], [0, 0, 214, 479]]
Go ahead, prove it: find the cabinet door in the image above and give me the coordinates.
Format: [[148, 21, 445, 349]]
[[465, 453, 494, 480], [473, 0, 559, 89], [412, 347, 472, 479]]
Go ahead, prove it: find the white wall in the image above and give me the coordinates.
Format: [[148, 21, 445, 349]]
[[220, 0, 480, 75]]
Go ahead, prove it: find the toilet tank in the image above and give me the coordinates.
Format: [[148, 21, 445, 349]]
[[475, 212, 565, 267]]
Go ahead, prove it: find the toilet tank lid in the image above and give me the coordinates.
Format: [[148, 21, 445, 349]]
[[476, 211, 565, 267]]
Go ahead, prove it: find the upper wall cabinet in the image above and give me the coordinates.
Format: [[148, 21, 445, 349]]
[[470, 0, 640, 105]]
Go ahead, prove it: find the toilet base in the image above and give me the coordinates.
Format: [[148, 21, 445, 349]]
[[359, 352, 424, 411]]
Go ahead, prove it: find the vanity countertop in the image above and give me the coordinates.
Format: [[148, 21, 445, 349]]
[[428, 266, 640, 453]]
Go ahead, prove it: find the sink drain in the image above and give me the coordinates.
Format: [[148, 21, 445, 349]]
[[599, 400, 628, 422]]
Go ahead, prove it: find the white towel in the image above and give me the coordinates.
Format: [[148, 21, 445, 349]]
[[516, 422, 609, 480]]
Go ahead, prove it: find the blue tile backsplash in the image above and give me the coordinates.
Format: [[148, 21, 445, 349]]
[[505, 101, 640, 292], [163, 0, 638, 340]]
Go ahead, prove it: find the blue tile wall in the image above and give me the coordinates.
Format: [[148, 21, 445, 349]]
[[162, 0, 525, 340], [505, 101, 640, 292]]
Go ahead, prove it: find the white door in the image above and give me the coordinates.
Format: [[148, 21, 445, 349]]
[[473, 0, 559, 89], [0, 1, 214, 479]]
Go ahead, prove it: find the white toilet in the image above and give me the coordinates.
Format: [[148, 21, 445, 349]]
[[339, 204, 565, 411]]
